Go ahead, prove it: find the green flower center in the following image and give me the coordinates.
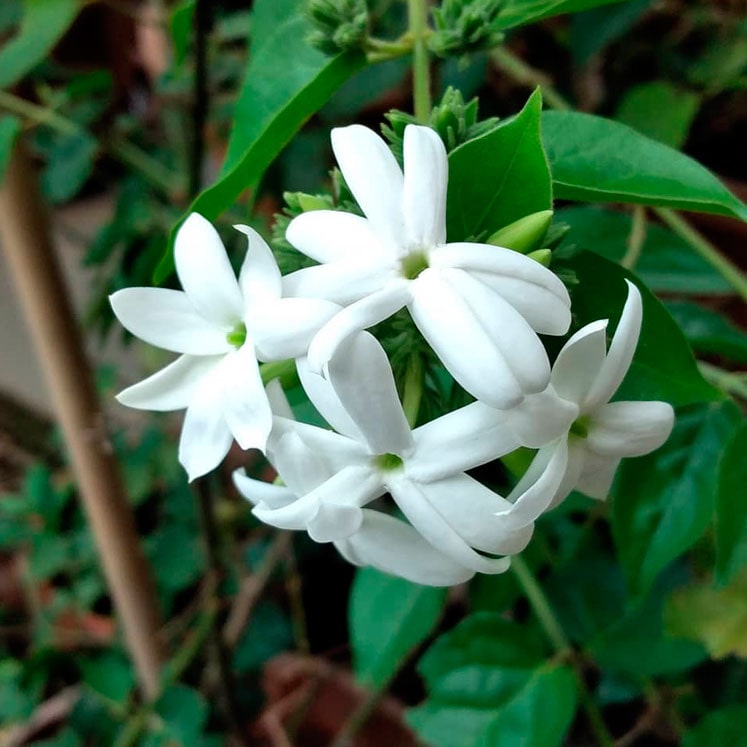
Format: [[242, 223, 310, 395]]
[[226, 321, 247, 349], [373, 452, 404, 472], [569, 416, 590, 439], [401, 251, 429, 280]]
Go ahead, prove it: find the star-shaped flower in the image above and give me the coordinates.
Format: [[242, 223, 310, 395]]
[[110, 213, 338, 481], [233, 332, 572, 585], [284, 124, 572, 409]]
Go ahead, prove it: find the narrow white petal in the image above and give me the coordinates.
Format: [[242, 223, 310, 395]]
[[265, 379, 294, 419], [584, 280, 643, 411], [110, 288, 230, 354], [505, 387, 578, 448], [235, 225, 281, 308], [232, 469, 295, 509], [269, 430, 335, 495], [116, 354, 222, 412], [417, 474, 535, 556], [403, 125, 447, 248], [252, 298, 340, 361], [335, 510, 475, 586], [331, 125, 405, 249], [327, 332, 414, 456], [286, 211, 391, 263], [307, 282, 411, 373], [282, 260, 397, 305], [178, 370, 233, 481], [174, 213, 243, 326], [410, 402, 521, 482], [547, 439, 586, 511], [389, 476, 513, 575], [575, 452, 621, 500], [551, 320, 608, 406], [220, 344, 273, 453], [409, 271, 533, 409], [585, 400, 675, 457], [432, 242, 571, 333]]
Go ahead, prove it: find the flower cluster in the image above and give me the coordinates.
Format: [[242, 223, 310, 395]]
[[112, 123, 674, 585]]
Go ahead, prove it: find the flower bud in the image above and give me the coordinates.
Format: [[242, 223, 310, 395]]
[[486, 210, 553, 253]]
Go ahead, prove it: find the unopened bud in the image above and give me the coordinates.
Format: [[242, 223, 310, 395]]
[[527, 248, 552, 267], [486, 210, 553, 254]]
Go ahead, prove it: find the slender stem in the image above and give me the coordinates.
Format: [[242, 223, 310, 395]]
[[511, 556, 614, 747], [656, 207, 747, 302], [328, 683, 389, 747], [407, 0, 431, 122], [698, 361, 747, 401], [622, 206, 647, 270], [402, 353, 424, 427], [260, 359, 298, 388], [0, 89, 178, 195]]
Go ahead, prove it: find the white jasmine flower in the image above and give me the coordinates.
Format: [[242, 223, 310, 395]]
[[284, 124, 572, 409], [498, 281, 675, 524], [110, 213, 338, 481], [233, 332, 572, 585]]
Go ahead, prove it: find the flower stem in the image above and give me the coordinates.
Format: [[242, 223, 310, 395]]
[[511, 555, 614, 747], [655, 207, 747, 303], [407, 0, 431, 123], [402, 353, 424, 427], [622, 205, 647, 270]]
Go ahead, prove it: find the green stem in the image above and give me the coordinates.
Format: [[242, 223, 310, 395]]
[[402, 353, 424, 427], [407, 0, 431, 122], [698, 360, 747, 400], [622, 205, 647, 270], [259, 359, 298, 388], [0, 89, 178, 195], [511, 556, 615, 747], [656, 207, 747, 303]]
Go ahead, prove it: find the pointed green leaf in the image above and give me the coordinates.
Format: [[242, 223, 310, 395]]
[[350, 568, 447, 688], [497, 0, 628, 30], [542, 111, 747, 221], [0, 115, 21, 184], [0, 0, 81, 89], [156, 0, 365, 281], [447, 89, 551, 241], [683, 706, 747, 746], [613, 401, 742, 596]]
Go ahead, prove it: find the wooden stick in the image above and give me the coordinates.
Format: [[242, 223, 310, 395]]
[[0, 142, 163, 700]]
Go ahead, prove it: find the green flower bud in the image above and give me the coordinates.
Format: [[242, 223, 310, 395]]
[[307, 0, 369, 55], [486, 210, 553, 254], [526, 248, 552, 267], [429, 0, 505, 58]]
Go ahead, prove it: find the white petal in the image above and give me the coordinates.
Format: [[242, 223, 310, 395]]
[[389, 476, 513, 575], [307, 282, 411, 373], [178, 369, 233, 481], [116, 354, 222, 412], [235, 225, 281, 308], [252, 298, 340, 361], [410, 402, 521, 482], [282, 260, 397, 305], [585, 400, 675, 457], [432, 242, 571, 334], [547, 438, 586, 511], [505, 387, 578, 448], [286, 211, 391, 263], [232, 469, 295, 509], [331, 125, 405, 250], [335, 510, 474, 586], [265, 379, 294, 419], [575, 452, 621, 500], [269, 430, 335, 495], [403, 125, 447, 248], [327, 332, 414, 457], [585, 280, 643, 412], [417, 474, 535, 556], [174, 213, 243, 326], [220, 344, 273, 453], [497, 438, 570, 528], [409, 270, 544, 409], [110, 288, 230, 354], [551, 320, 608, 406]]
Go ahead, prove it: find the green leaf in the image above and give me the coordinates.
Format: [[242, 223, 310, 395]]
[[497, 0, 628, 30], [0, 115, 21, 184], [664, 301, 747, 365], [616, 81, 699, 149], [559, 206, 732, 295], [408, 614, 557, 747], [233, 601, 293, 673], [613, 401, 742, 596], [666, 567, 747, 660], [447, 88, 551, 241], [148, 525, 204, 592], [0, 0, 81, 89], [683, 705, 747, 746], [476, 667, 577, 747], [567, 251, 720, 406], [350, 568, 447, 688], [80, 651, 134, 702], [715, 422, 747, 585], [156, 685, 209, 744], [542, 111, 747, 221], [40, 131, 97, 204], [170, 0, 195, 66], [156, 0, 365, 281]]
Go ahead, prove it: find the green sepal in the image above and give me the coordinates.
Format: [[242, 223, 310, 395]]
[[486, 210, 553, 253]]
